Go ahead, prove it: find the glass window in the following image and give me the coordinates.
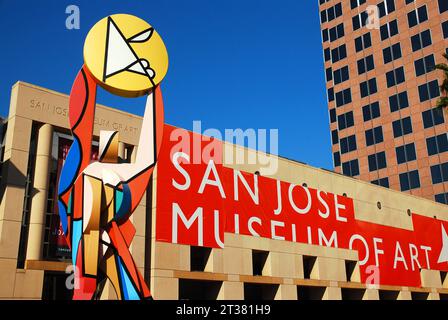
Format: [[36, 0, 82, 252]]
[[355, 33, 372, 52], [435, 193, 448, 204], [328, 7, 335, 21], [380, 20, 398, 40], [331, 44, 347, 63], [389, 91, 409, 112], [360, 78, 377, 98], [421, 29, 432, 47], [329, 108, 337, 123], [378, 0, 395, 17], [329, 23, 345, 42], [333, 66, 350, 85], [372, 177, 389, 188], [335, 3, 343, 17], [340, 135, 357, 154], [355, 36, 362, 52], [443, 21, 448, 39], [383, 47, 392, 64], [383, 43, 401, 64], [353, 11, 368, 31], [326, 67, 332, 82], [351, 0, 366, 9], [366, 56, 374, 71], [414, 54, 435, 77], [337, 111, 354, 130], [396, 143, 417, 164], [365, 126, 383, 146], [408, 10, 417, 27], [357, 55, 375, 75], [399, 170, 420, 191], [419, 80, 440, 102], [333, 151, 341, 167], [322, 29, 329, 42], [335, 88, 352, 107], [328, 87, 334, 102], [332, 129, 339, 145], [439, 0, 448, 14], [411, 30, 432, 51], [321, 10, 327, 23], [322, 3, 343, 23], [342, 159, 359, 177], [324, 48, 331, 61], [386, 66, 405, 87], [408, 5, 428, 28]]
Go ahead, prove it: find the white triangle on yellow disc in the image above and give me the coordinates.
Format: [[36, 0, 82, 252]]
[[105, 17, 139, 79]]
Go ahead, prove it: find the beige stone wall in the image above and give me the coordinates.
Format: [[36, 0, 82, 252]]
[[1, 82, 448, 300]]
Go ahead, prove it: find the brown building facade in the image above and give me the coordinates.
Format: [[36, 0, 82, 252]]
[[319, 0, 448, 203]]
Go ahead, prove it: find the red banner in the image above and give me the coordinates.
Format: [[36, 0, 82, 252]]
[[156, 125, 448, 287]]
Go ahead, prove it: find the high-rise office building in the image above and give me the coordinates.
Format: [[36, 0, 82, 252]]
[[319, 0, 448, 203]]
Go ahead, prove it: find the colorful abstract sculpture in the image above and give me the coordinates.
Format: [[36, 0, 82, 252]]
[[57, 14, 168, 300]]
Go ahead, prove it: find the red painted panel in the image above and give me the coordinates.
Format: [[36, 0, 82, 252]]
[[156, 125, 448, 287]]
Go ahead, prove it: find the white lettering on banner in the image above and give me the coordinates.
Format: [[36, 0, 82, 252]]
[[317, 190, 330, 218], [172, 203, 203, 246], [214, 210, 224, 248], [373, 238, 384, 267], [172, 152, 191, 191], [307, 226, 313, 245], [349, 234, 369, 265], [409, 243, 421, 271], [318, 228, 338, 248], [273, 180, 282, 215], [234, 213, 240, 234], [198, 160, 226, 198], [334, 194, 348, 222], [288, 184, 312, 214], [421, 245, 432, 269], [394, 242, 408, 270], [291, 224, 297, 242], [234, 170, 259, 205], [271, 220, 285, 240], [248, 217, 262, 237]]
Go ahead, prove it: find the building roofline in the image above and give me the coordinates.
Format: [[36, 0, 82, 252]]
[[12, 81, 144, 120]]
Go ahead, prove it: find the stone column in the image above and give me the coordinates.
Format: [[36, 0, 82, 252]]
[[118, 142, 126, 162], [130, 145, 137, 163], [218, 281, 244, 300], [26, 124, 53, 261]]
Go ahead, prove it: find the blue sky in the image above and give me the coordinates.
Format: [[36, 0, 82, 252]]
[[0, 0, 331, 169]]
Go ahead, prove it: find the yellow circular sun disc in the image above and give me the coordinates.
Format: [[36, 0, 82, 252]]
[[84, 14, 168, 97]]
